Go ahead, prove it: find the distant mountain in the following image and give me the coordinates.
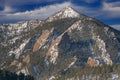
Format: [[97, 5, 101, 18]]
[[0, 7, 120, 80]]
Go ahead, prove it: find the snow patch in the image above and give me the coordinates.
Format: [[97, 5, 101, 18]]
[[17, 67, 29, 75], [68, 20, 82, 33], [111, 74, 119, 80], [93, 35, 112, 65], [49, 76, 55, 80], [45, 31, 64, 64], [9, 39, 30, 59], [2, 20, 41, 38], [68, 56, 77, 68], [9, 36, 21, 44]]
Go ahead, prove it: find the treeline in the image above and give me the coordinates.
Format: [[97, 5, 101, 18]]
[[0, 69, 34, 80], [57, 64, 120, 80]]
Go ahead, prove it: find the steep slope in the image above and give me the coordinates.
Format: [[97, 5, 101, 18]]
[[0, 7, 120, 80], [0, 19, 41, 69]]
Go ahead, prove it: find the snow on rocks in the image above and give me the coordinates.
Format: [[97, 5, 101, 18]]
[[9, 39, 30, 59], [47, 7, 80, 22], [93, 35, 112, 65], [17, 67, 29, 75], [2, 20, 41, 37], [68, 20, 82, 33]]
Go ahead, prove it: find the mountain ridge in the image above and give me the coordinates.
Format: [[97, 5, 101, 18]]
[[0, 7, 120, 80]]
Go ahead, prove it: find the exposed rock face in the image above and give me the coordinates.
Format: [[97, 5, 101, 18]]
[[33, 29, 53, 52], [23, 55, 30, 64], [87, 57, 96, 67], [10, 60, 18, 67], [0, 7, 120, 80]]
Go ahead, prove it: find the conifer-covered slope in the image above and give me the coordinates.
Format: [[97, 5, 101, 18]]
[[0, 69, 34, 80], [0, 7, 120, 80]]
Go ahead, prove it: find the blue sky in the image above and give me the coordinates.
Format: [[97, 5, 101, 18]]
[[0, 0, 120, 29]]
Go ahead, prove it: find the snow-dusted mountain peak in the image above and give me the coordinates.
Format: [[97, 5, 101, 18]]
[[62, 7, 80, 16], [47, 7, 81, 22]]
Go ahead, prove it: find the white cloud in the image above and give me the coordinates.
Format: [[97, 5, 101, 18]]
[[73, 1, 120, 19], [3, 6, 14, 13], [102, 1, 120, 18], [73, 4, 102, 17], [0, 1, 120, 24], [103, 2, 120, 12], [111, 24, 120, 31], [0, 2, 71, 23]]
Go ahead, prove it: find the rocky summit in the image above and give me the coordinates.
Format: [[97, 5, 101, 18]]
[[0, 7, 120, 80]]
